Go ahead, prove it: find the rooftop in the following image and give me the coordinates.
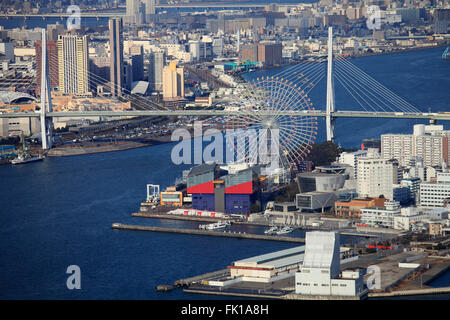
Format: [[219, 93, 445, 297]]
[[0, 91, 36, 104], [188, 163, 217, 177]]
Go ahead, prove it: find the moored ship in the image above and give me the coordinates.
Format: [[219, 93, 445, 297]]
[[11, 153, 44, 165]]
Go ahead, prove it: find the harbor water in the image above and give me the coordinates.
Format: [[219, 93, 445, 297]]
[[0, 47, 449, 299]]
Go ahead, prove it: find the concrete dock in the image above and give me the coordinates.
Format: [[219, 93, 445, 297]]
[[369, 286, 450, 298], [174, 269, 230, 287], [111, 223, 305, 243]]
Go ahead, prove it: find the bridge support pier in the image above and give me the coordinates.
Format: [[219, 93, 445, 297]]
[[40, 29, 53, 150], [326, 27, 335, 142]]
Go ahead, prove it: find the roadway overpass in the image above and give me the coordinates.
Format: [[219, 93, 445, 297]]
[[1, 110, 450, 121]]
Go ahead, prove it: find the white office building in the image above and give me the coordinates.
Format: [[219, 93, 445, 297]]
[[357, 158, 399, 200], [338, 149, 367, 179], [420, 172, 450, 208], [295, 231, 365, 297], [361, 200, 401, 228], [189, 40, 212, 61]]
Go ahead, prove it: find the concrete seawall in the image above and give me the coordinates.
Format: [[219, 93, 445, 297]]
[[48, 141, 150, 156], [111, 223, 305, 243], [369, 286, 450, 298]]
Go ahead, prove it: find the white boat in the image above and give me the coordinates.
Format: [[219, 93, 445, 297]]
[[276, 226, 294, 235], [264, 226, 279, 235], [11, 132, 44, 165], [11, 154, 44, 165], [199, 221, 229, 230]]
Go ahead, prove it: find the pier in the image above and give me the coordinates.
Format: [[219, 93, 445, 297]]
[[111, 223, 305, 243], [369, 286, 450, 298], [174, 269, 230, 287]]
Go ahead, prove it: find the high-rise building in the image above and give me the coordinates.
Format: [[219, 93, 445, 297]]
[[381, 134, 414, 167], [126, 0, 140, 24], [257, 42, 282, 66], [239, 42, 282, 66], [144, 0, 156, 16], [148, 51, 164, 91], [212, 37, 224, 57], [162, 61, 184, 100], [123, 59, 133, 91], [357, 158, 399, 200], [89, 56, 110, 93], [129, 45, 144, 81], [57, 34, 89, 95], [381, 124, 450, 167], [189, 40, 213, 61], [109, 18, 124, 97], [239, 44, 258, 62], [0, 42, 14, 61], [36, 40, 59, 94], [46, 22, 65, 41]]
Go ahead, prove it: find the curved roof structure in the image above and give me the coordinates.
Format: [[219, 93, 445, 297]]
[[0, 91, 36, 104]]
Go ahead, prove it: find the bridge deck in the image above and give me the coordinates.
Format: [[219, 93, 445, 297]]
[[1, 110, 449, 121]]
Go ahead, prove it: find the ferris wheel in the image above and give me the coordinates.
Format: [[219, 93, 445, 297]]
[[225, 76, 318, 170]]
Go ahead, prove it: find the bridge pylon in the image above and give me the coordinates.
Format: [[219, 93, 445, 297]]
[[39, 29, 53, 150], [326, 27, 336, 142]]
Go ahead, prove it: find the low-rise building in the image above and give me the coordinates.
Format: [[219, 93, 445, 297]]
[[229, 246, 305, 283], [334, 197, 387, 219], [429, 223, 443, 236], [361, 201, 401, 229], [296, 190, 339, 213], [160, 190, 183, 206]]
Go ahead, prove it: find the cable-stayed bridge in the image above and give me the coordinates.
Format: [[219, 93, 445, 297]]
[[0, 27, 448, 150], [2, 110, 449, 120]]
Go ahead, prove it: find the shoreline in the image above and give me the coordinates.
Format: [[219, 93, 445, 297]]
[[243, 43, 448, 76], [36, 134, 174, 157], [348, 43, 448, 60]]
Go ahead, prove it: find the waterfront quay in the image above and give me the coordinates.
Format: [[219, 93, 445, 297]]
[[169, 246, 450, 300], [111, 223, 305, 243]]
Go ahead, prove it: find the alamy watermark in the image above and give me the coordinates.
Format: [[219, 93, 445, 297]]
[[366, 265, 381, 290], [366, 5, 382, 30], [171, 121, 280, 173], [67, 5, 81, 31], [66, 265, 81, 290]]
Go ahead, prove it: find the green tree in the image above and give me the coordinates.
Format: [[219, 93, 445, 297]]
[[305, 141, 343, 166]]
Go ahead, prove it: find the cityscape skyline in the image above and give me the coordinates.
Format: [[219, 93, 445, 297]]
[[0, 0, 449, 306]]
